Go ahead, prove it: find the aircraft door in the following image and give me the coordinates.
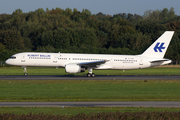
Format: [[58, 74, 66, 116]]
[[53, 55, 58, 63], [21, 54, 26, 62], [110, 58, 114, 64], [139, 58, 143, 65]]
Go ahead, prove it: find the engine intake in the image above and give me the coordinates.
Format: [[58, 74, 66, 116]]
[[65, 64, 85, 73]]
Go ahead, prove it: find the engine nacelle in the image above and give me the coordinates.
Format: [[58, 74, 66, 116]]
[[65, 64, 85, 73]]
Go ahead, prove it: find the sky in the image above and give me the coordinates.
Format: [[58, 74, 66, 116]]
[[0, 0, 180, 16]]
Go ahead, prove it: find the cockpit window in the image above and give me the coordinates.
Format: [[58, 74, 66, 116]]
[[10, 56, 16, 59]]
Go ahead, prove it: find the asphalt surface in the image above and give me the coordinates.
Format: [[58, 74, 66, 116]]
[[0, 75, 180, 80], [0, 102, 180, 107]]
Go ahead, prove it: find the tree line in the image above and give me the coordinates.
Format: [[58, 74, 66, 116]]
[[0, 7, 180, 63]]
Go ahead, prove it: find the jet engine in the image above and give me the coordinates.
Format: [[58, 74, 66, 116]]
[[65, 64, 85, 73]]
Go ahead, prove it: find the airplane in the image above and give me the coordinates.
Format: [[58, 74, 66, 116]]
[[5, 31, 174, 77]]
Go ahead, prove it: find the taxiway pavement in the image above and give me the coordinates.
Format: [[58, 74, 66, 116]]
[[0, 102, 180, 107], [0, 75, 179, 80]]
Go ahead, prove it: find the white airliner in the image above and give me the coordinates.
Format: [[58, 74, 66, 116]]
[[5, 31, 174, 77]]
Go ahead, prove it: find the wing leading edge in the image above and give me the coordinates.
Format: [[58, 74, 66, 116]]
[[77, 60, 108, 68]]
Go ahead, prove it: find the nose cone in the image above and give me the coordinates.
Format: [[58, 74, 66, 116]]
[[5, 59, 11, 65]]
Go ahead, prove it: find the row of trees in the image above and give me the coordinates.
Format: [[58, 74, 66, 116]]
[[0, 7, 180, 63]]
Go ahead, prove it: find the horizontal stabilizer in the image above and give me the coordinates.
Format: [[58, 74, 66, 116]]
[[149, 59, 171, 63]]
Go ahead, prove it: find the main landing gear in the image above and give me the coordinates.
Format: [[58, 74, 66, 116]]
[[23, 66, 28, 75], [87, 73, 95, 77], [87, 68, 95, 77]]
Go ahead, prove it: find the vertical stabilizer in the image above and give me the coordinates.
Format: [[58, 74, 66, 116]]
[[141, 31, 174, 58]]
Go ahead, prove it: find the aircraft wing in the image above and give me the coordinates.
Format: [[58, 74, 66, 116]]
[[77, 60, 108, 68], [149, 59, 171, 63]]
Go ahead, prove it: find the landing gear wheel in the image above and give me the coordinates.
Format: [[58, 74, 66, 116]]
[[24, 73, 28, 76], [87, 73, 91, 77], [87, 73, 95, 77], [91, 73, 95, 77]]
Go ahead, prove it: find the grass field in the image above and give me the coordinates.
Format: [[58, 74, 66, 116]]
[[1, 80, 180, 102], [0, 66, 180, 75]]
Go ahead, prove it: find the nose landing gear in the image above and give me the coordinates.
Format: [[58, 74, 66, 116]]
[[23, 66, 28, 75]]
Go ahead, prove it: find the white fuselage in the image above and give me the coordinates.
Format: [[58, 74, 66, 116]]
[[5, 52, 171, 70]]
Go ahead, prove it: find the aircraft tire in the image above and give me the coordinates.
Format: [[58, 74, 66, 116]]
[[87, 73, 91, 77], [91, 73, 95, 77]]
